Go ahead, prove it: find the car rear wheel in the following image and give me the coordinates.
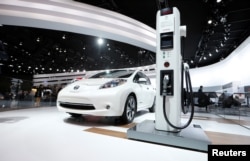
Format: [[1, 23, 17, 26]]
[[121, 95, 137, 124]]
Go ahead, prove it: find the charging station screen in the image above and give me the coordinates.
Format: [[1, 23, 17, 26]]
[[160, 32, 173, 50]]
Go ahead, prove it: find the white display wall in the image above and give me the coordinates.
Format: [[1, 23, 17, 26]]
[[190, 36, 250, 90]]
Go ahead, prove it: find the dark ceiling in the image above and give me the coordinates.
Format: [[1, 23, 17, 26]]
[[0, 0, 250, 77]]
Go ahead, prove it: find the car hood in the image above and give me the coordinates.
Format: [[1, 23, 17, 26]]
[[75, 78, 115, 86], [64, 78, 118, 92]]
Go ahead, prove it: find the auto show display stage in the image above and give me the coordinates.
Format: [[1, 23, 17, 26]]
[[1, 107, 250, 161], [127, 120, 211, 152]]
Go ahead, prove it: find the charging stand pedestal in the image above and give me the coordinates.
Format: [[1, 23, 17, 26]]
[[127, 120, 211, 152], [127, 7, 211, 152]]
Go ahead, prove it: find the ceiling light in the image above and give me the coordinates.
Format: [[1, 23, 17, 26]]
[[220, 41, 224, 47], [220, 15, 227, 23], [36, 37, 40, 42], [213, 21, 218, 26], [97, 38, 104, 45], [216, 0, 222, 3], [225, 28, 230, 33], [224, 35, 229, 40]]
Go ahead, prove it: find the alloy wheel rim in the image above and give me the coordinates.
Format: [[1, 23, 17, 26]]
[[126, 96, 135, 121]]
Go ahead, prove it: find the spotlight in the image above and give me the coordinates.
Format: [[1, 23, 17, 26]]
[[220, 41, 224, 47], [220, 16, 227, 23], [97, 38, 104, 45], [207, 19, 213, 24]]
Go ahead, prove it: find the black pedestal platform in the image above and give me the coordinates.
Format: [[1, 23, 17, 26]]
[[127, 120, 211, 152]]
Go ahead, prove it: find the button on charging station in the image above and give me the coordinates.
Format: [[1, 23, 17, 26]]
[[164, 61, 170, 67]]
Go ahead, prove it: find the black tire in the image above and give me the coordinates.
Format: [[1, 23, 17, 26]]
[[121, 95, 137, 124], [149, 97, 155, 113], [68, 113, 81, 118]]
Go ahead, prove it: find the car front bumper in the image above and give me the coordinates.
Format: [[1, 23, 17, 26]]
[[57, 88, 129, 117]]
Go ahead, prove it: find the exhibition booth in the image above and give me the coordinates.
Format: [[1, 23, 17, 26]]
[[0, 0, 250, 161]]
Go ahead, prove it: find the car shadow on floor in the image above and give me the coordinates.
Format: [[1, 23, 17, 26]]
[[63, 110, 150, 127]]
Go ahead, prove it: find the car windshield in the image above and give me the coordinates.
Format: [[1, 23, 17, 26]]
[[90, 70, 135, 78]]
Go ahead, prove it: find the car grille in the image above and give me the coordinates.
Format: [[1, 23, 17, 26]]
[[59, 102, 95, 110]]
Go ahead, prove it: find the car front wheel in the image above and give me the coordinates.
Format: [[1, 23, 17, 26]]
[[121, 95, 137, 124]]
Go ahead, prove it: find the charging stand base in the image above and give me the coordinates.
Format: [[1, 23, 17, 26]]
[[127, 120, 211, 152]]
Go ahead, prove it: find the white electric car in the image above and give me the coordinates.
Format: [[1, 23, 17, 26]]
[[57, 70, 156, 123]]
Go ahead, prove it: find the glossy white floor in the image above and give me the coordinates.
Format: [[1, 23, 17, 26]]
[[0, 106, 249, 161]]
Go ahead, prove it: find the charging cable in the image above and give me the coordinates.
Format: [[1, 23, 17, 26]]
[[162, 63, 194, 130]]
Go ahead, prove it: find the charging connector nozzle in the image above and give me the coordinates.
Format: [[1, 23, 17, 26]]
[[162, 75, 169, 96]]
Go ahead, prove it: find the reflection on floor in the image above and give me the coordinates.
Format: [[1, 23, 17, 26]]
[[81, 112, 250, 145], [0, 106, 250, 161]]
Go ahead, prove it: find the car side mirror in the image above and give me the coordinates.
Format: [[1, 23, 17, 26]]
[[138, 78, 147, 84]]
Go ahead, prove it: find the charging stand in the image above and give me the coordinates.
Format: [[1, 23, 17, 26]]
[[127, 120, 211, 152], [127, 7, 211, 152]]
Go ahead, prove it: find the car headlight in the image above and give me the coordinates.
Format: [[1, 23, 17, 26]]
[[99, 79, 127, 89]]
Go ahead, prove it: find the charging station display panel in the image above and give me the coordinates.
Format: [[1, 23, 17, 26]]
[[160, 32, 173, 50], [159, 8, 174, 50]]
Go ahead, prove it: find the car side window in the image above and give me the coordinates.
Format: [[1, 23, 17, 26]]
[[141, 72, 151, 85], [133, 73, 140, 83]]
